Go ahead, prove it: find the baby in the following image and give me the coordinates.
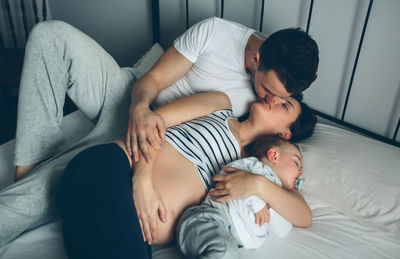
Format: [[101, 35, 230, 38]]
[[176, 135, 304, 259]]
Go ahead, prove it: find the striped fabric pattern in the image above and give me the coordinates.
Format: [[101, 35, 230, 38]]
[[165, 109, 241, 189]]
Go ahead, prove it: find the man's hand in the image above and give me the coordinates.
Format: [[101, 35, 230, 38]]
[[208, 165, 260, 202], [254, 205, 271, 227], [132, 175, 167, 244], [126, 104, 166, 163]]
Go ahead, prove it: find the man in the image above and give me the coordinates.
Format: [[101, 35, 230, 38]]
[[15, 17, 318, 179]]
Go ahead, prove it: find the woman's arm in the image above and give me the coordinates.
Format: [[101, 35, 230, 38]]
[[154, 91, 231, 128], [130, 128, 167, 244], [209, 167, 312, 227], [256, 177, 312, 227]]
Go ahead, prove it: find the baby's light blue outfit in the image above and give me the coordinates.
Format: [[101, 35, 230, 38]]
[[176, 157, 293, 259]]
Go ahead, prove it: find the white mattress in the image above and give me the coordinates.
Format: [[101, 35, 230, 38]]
[[1, 111, 400, 259]]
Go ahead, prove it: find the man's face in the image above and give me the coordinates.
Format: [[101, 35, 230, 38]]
[[252, 69, 291, 100]]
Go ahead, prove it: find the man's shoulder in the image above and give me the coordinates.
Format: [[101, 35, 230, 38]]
[[195, 16, 251, 31], [211, 17, 250, 30]]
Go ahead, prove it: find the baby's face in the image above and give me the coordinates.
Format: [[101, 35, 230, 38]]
[[274, 145, 303, 190]]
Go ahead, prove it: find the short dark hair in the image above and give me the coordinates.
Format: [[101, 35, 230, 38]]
[[258, 28, 319, 94], [289, 94, 317, 142], [244, 135, 300, 160]]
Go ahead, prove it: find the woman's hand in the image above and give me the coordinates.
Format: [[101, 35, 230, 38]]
[[208, 165, 262, 202], [254, 205, 271, 226], [126, 103, 166, 163], [132, 175, 167, 244]]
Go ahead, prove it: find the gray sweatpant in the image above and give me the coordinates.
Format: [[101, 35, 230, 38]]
[[0, 20, 135, 245], [177, 203, 242, 259]]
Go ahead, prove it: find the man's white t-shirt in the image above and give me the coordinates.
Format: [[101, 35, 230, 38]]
[[153, 17, 257, 117]]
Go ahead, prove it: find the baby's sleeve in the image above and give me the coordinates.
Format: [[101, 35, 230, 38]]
[[268, 209, 293, 238], [245, 196, 266, 214]]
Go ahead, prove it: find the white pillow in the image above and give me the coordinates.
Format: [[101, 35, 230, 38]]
[[299, 123, 400, 237], [132, 43, 165, 79]]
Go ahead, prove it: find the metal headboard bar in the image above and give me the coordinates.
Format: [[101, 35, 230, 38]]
[[341, 0, 373, 121], [0, 31, 4, 49], [220, 0, 224, 18], [5, 0, 18, 48], [32, 0, 39, 23], [185, 0, 189, 30], [259, 0, 265, 32], [306, 0, 314, 34], [151, 0, 160, 44], [393, 117, 400, 141], [42, 0, 47, 20], [20, 0, 29, 40], [314, 110, 400, 147]]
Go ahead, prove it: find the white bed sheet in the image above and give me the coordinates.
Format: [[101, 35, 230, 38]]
[[1, 195, 399, 259], [1, 111, 399, 259]]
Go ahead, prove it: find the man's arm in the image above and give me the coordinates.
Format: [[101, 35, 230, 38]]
[[127, 46, 194, 162]]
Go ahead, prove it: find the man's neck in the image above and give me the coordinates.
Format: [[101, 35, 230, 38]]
[[244, 34, 265, 74]]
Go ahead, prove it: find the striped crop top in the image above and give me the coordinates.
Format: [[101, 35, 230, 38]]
[[165, 109, 241, 190]]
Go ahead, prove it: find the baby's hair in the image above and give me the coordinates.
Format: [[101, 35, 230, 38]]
[[244, 135, 300, 160]]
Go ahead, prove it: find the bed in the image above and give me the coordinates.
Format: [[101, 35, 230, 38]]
[[1, 109, 399, 258], [1, 0, 400, 258]]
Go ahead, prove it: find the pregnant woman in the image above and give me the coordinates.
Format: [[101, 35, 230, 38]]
[[56, 91, 316, 259]]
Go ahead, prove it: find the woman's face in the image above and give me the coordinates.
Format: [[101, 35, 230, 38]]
[[249, 95, 301, 139]]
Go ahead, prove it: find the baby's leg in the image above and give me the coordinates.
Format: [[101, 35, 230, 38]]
[[177, 204, 239, 259], [14, 20, 134, 175]]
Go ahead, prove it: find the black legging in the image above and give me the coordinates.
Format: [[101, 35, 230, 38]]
[[56, 143, 152, 259]]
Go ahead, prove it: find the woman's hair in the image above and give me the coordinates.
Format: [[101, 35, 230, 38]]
[[244, 135, 299, 160], [289, 94, 317, 142], [258, 28, 319, 95]]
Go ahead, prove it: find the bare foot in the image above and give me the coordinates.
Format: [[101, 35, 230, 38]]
[[14, 163, 39, 181]]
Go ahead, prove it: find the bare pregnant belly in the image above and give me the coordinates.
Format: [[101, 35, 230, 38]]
[[114, 140, 207, 244], [151, 143, 207, 244]]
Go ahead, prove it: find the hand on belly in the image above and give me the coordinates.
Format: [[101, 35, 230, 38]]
[[153, 207, 179, 244]]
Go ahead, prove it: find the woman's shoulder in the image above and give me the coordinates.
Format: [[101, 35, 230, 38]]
[[208, 109, 235, 119]]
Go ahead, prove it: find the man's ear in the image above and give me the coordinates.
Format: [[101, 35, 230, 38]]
[[266, 148, 279, 163], [278, 129, 292, 140], [252, 51, 260, 66]]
